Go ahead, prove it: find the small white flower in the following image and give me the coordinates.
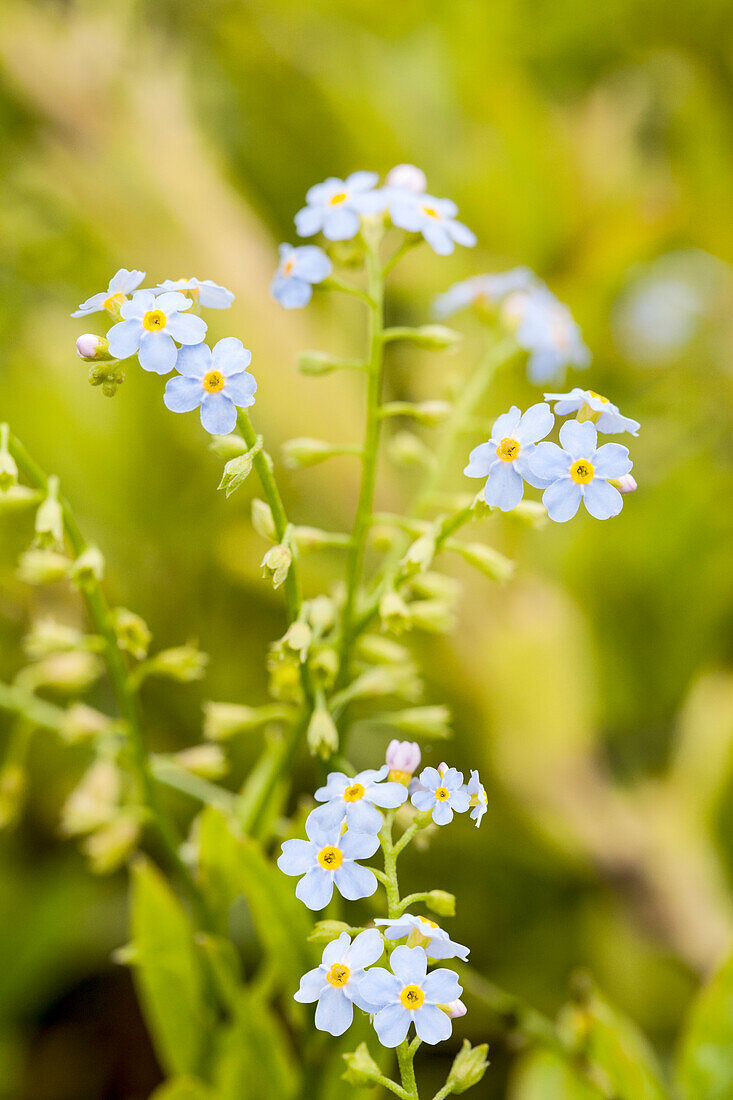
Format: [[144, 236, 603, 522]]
[[155, 277, 234, 309], [71, 268, 145, 317], [107, 290, 207, 375]]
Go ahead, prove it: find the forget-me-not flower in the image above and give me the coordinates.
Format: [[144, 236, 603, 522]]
[[466, 770, 487, 827], [277, 816, 379, 910], [544, 388, 640, 436], [507, 287, 590, 384], [71, 268, 145, 317], [360, 945, 462, 1047], [107, 290, 207, 375], [410, 766, 470, 825], [433, 268, 538, 319], [529, 420, 632, 523], [295, 172, 384, 241], [374, 915, 470, 961], [155, 278, 234, 309], [294, 929, 383, 1036], [387, 191, 476, 255], [163, 338, 256, 435], [464, 403, 554, 511], [310, 765, 409, 835], [271, 244, 332, 309], [385, 740, 421, 784]]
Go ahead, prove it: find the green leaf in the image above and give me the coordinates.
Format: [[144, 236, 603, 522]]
[[150, 1078, 213, 1100], [197, 808, 315, 987], [212, 990, 300, 1100], [129, 858, 214, 1078], [676, 943, 733, 1100], [560, 986, 670, 1100], [510, 1049, 605, 1099]]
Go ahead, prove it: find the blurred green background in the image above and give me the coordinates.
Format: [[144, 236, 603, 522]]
[[1, 0, 732, 1097]]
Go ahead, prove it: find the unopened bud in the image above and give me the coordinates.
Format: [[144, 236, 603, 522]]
[[356, 634, 411, 665], [342, 1042, 383, 1087], [282, 620, 312, 661], [408, 599, 456, 634], [61, 759, 120, 836], [446, 1040, 490, 1093], [440, 999, 467, 1019], [144, 645, 208, 683], [59, 703, 114, 744], [173, 744, 227, 780], [403, 324, 462, 351], [386, 164, 427, 193], [17, 548, 71, 584], [308, 920, 352, 944], [611, 473, 637, 494], [208, 433, 247, 461], [34, 477, 64, 548], [387, 431, 434, 469], [345, 665, 421, 704], [408, 571, 461, 602], [425, 889, 456, 917], [218, 450, 255, 498], [452, 542, 514, 584], [282, 438, 343, 468], [17, 650, 103, 695], [379, 590, 411, 634], [306, 595, 336, 634], [203, 702, 276, 740], [311, 646, 338, 690], [23, 619, 87, 660], [261, 543, 292, 589], [251, 498, 277, 541], [408, 400, 452, 425], [76, 334, 113, 361], [307, 704, 339, 760], [388, 706, 451, 740], [82, 813, 141, 874], [70, 545, 105, 586], [297, 350, 354, 376], [111, 608, 151, 661], [386, 739, 421, 782], [401, 533, 436, 574]]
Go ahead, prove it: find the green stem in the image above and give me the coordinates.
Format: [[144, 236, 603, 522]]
[[7, 433, 203, 917], [396, 1041, 419, 1099], [336, 236, 385, 688], [431, 1083, 454, 1100]]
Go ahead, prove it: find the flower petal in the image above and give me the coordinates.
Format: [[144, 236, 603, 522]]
[[423, 969, 462, 1004], [197, 280, 235, 309], [224, 372, 257, 408], [559, 419, 597, 459], [139, 332, 177, 375], [333, 862, 378, 901], [367, 781, 409, 809], [175, 342, 211, 378], [344, 799, 383, 834], [410, 790, 436, 813], [413, 1003, 452, 1045], [155, 291, 192, 314], [213, 337, 252, 376], [163, 375, 204, 413], [359, 967, 402, 1008], [107, 319, 143, 359], [583, 479, 623, 520], [432, 800, 454, 826], [322, 932, 352, 968], [517, 402, 554, 444], [293, 966, 327, 1003], [542, 479, 582, 523], [323, 207, 361, 241], [296, 866, 334, 910], [374, 1003, 411, 1047], [200, 393, 237, 435], [165, 311, 208, 345], [339, 830, 380, 861], [528, 441, 570, 481], [344, 929, 384, 970], [390, 945, 427, 986], [277, 839, 314, 876], [490, 407, 522, 441], [292, 246, 332, 282], [484, 462, 524, 511], [592, 442, 632, 479], [295, 205, 324, 237], [464, 442, 497, 479], [315, 986, 353, 1036], [307, 800, 347, 832], [272, 274, 313, 308]]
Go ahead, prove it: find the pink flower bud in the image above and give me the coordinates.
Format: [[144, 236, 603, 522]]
[[385, 164, 427, 193], [616, 473, 637, 495], [440, 999, 467, 1019], [76, 334, 112, 361], [386, 739, 421, 782]]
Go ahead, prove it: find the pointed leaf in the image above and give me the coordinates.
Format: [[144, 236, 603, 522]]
[[213, 990, 300, 1100], [676, 944, 733, 1100]]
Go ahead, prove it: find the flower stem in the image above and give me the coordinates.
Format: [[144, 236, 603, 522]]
[[336, 235, 385, 689], [396, 1041, 419, 1099], [7, 433, 204, 919]]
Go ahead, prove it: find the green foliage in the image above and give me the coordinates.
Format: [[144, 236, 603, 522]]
[[129, 858, 214, 1078], [510, 1049, 605, 1099], [212, 990, 300, 1100], [150, 1079, 213, 1100], [675, 943, 733, 1100]]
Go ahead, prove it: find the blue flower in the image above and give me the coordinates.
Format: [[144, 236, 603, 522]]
[[277, 817, 379, 910], [295, 172, 384, 241], [387, 191, 476, 256], [433, 268, 538, 319], [529, 420, 633, 523], [359, 946, 462, 1047], [410, 766, 470, 825], [107, 290, 207, 375], [544, 388, 640, 436], [271, 244, 332, 309], [294, 929, 384, 1036], [163, 338, 256, 435], [464, 403, 554, 511], [374, 915, 469, 961], [466, 770, 487, 828], [506, 287, 590, 385], [154, 278, 234, 309], [71, 268, 145, 317], [310, 765, 409, 835]]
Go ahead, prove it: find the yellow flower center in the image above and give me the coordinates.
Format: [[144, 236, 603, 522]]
[[344, 782, 365, 802], [104, 292, 126, 312], [203, 370, 225, 394], [329, 191, 348, 205], [388, 769, 412, 786], [418, 917, 438, 930], [588, 390, 609, 403], [570, 459, 595, 484], [142, 309, 167, 332], [422, 205, 441, 219], [283, 258, 295, 276], [434, 786, 450, 802], [317, 845, 343, 870], [496, 437, 520, 462], [400, 984, 425, 1010], [326, 963, 350, 987]]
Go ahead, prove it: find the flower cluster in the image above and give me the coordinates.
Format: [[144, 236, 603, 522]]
[[71, 270, 256, 434], [465, 389, 638, 522], [278, 742, 486, 1053]]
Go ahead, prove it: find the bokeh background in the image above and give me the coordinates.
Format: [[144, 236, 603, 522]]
[[1, 0, 732, 1097]]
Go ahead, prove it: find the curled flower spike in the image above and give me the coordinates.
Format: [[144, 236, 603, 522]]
[[271, 244, 332, 309], [375, 915, 470, 961], [294, 930, 384, 1035], [154, 277, 234, 309], [310, 765, 409, 835], [411, 766, 470, 825], [359, 945, 462, 1047], [529, 420, 632, 522], [386, 191, 476, 256], [295, 172, 384, 241], [277, 817, 379, 910], [466, 770, 487, 827], [464, 403, 554, 512], [544, 388, 640, 436], [164, 338, 256, 435], [71, 268, 145, 317], [108, 290, 207, 375]]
